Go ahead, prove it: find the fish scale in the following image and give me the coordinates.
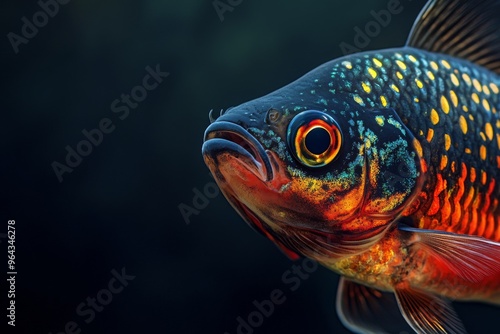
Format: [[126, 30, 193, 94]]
[[326, 48, 500, 241], [202, 0, 500, 333]]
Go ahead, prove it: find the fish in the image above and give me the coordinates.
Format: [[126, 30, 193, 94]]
[[201, 0, 500, 333]]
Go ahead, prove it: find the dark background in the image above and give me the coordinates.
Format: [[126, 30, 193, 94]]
[[2, 0, 498, 333]]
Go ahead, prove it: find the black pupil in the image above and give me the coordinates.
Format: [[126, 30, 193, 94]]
[[305, 127, 331, 155]]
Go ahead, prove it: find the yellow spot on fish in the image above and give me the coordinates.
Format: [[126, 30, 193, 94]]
[[465, 148, 472, 154], [396, 60, 407, 70], [391, 84, 400, 93], [450, 73, 460, 86], [480, 132, 487, 141], [396, 71, 403, 80], [373, 58, 383, 68], [426, 128, 434, 142], [497, 134, 500, 149], [430, 61, 439, 71], [473, 79, 482, 92], [430, 109, 440, 125], [481, 171, 487, 185], [483, 85, 491, 95], [440, 96, 450, 114], [485, 123, 494, 141], [375, 116, 385, 126], [362, 82, 372, 93], [368, 67, 377, 79], [459, 115, 468, 134], [426, 71, 435, 80], [415, 79, 424, 89], [462, 73, 472, 86], [483, 99, 491, 111], [444, 134, 451, 151], [472, 93, 480, 104], [490, 83, 499, 94], [469, 114, 474, 121], [380, 95, 387, 107], [408, 55, 418, 63], [342, 61, 353, 69], [497, 120, 500, 128], [480, 145, 487, 160], [413, 139, 423, 158], [449, 90, 458, 108], [353, 94, 365, 106], [441, 60, 451, 69], [414, 97, 419, 103], [380, 95, 388, 107], [440, 155, 448, 170], [463, 105, 469, 112]]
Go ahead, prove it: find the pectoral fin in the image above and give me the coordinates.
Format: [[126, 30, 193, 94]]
[[394, 285, 466, 334], [399, 225, 500, 282], [336, 277, 413, 334], [279, 225, 388, 260]]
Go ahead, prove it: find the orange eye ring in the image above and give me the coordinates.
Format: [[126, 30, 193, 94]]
[[287, 111, 342, 167]]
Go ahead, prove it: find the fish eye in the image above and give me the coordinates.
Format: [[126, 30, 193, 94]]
[[287, 110, 342, 167]]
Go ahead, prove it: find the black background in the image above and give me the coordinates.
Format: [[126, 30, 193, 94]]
[[2, 0, 498, 333]]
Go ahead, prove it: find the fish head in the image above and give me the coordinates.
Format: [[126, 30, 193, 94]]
[[202, 66, 424, 259]]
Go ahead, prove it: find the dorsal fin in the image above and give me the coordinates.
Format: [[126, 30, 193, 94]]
[[406, 0, 500, 75]]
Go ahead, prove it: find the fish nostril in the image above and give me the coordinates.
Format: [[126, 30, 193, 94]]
[[266, 109, 282, 124]]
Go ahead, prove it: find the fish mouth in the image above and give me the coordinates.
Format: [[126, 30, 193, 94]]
[[203, 121, 290, 252], [202, 121, 273, 182]]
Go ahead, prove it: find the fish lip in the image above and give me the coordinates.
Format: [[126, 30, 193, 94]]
[[202, 121, 273, 182]]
